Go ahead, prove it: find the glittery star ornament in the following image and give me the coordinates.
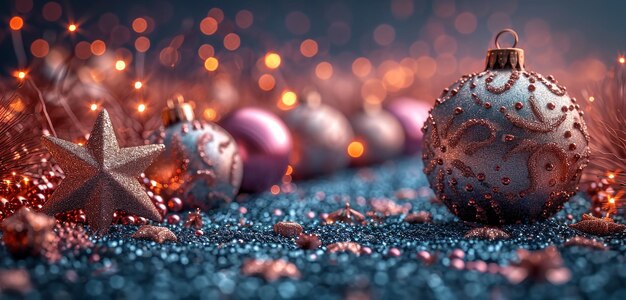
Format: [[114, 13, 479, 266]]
[[422, 29, 589, 224], [132, 225, 177, 243], [40, 110, 164, 233]]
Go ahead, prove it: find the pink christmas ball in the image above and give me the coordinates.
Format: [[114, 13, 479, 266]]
[[220, 108, 292, 193], [385, 98, 431, 154]]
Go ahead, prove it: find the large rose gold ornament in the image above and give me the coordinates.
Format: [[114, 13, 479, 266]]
[[422, 29, 589, 224]]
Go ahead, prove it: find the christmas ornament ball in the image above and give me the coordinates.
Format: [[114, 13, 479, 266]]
[[350, 106, 405, 166], [422, 29, 589, 224], [145, 97, 243, 210], [282, 100, 354, 178], [220, 107, 292, 193], [385, 98, 431, 155]]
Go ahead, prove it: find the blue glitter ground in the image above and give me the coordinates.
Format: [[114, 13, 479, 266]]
[[1, 157, 625, 300]]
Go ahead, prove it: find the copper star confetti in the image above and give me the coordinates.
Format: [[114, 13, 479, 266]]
[[464, 227, 511, 240], [369, 198, 410, 216], [404, 211, 432, 224], [501, 246, 571, 285], [273, 221, 303, 238], [563, 236, 608, 250], [39, 110, 164, 233], [324, 202, 365, 225], [326, 241, 369, 255], [132, 225, 177, 243], [1, 208, 57, 259], [569, 213, 626, 236], [184, 208, 203, 230], [241, 259, 301, 281], [296, 233, 321, 249]]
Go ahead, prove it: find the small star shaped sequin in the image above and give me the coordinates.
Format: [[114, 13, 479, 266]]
[[324, 202, 365, 225], [40, 110, 164, 233], [132, 225, 177, 243], [464, 227, 511, 240], [569, 213, 626, 236]]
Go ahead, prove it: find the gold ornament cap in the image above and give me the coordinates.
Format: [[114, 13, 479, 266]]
[[161, 95, 195, 126], [485, 29, 525, 71]]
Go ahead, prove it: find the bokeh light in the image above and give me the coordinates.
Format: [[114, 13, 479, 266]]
[[315, 62, 333, 80], [278, 90, 298, 110], [90, 40, 106, 56], [300, 39, 318, 58], [132, 18, 148, 33], [204, 57, 219, 71], [200, 17, 218, 35], [264, 52, 281, 69], [347, 141, 365, 158], [115, 60, 126, 71], [258, 74, 276, 91], [9, 16, 24, 31], [30, 39, 49, 58], [223, 33, 241, 51]]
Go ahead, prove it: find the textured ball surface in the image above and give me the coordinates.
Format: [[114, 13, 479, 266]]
[[351, 109, 405, 166], [283, 103, 353, 178], [146, 120, 243, 210], [386, 98, 431, 154], [220, 108, 292, 193], [422, 69, 589, 224]]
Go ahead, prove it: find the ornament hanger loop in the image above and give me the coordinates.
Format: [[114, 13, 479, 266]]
[[495, 29, 519, 49]]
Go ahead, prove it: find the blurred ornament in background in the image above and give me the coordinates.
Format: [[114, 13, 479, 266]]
[[350, 104, 405, 166], [385, 98, 431, 154], [220, 107, 291, 193], [282, 92, 354, 178], [145, 96, 243, 210], [422, 29, 589, 224], [1, 208, 56, 259]]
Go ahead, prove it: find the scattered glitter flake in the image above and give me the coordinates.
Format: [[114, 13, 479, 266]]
[[404, 211, 432, 224], [54, 222, 94, 253], [395, 188, 417, 200], [416, 250, 437, 265], [569, 213, 626, 236], [0, 269, 32, 294], [40, 110, 164, 233], [501, 246, 571, 284], [326, 242, 367, 255], [241, 259, 301, 282], [563, 236, 607, 250], [131, 225, 177, 244], [369, 198, 410, 216], [387, 247, 401, 257], [184, 208, 203, 229], [1, 208, 57, 259], [324, 202, 366, 225], [464, 227, 511, 240], [273, 221, 303, 238], [295, 233, 321, 249]]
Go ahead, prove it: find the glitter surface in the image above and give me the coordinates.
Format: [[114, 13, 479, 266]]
[[1, 156, 625, 299]]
